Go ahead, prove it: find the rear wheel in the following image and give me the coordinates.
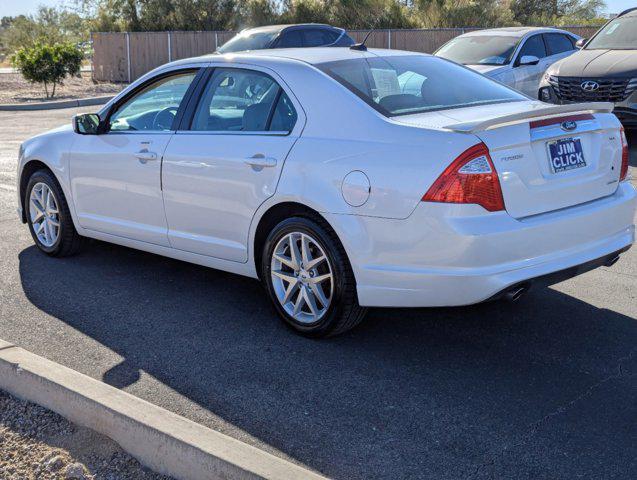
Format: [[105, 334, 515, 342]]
[[26, 169, 83, 257], [262, 216, 366, 337]]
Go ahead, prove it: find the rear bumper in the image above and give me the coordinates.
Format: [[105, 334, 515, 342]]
[[326, 182, 636, 308], [485, 246, 630, 301]]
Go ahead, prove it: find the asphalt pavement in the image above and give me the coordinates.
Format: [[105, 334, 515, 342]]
[[0, 108, 635, 480]]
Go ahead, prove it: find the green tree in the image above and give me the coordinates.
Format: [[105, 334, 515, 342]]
[[1, 7, 87, 53], [511, 0, 606, 25], [414, 0, 516, 28], [11, 42, 84, 99]]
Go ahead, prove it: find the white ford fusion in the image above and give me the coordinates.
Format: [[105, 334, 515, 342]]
[[17, 47, 636, 337]]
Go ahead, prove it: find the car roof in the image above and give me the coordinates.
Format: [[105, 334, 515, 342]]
[[461, 26, 574, 38], [240, 23, 343, 34], [169, 47, 421, 68], [618, 7, 637, 17]]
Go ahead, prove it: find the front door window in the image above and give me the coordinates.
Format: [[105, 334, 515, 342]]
[[109, 72, 197, 132]]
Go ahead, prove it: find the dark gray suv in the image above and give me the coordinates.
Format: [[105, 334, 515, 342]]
[[539, 8, 637, 127]]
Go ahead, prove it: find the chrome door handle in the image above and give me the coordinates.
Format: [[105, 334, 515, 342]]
[[134, 150, 158, 163], [245, 154, 277, 169]]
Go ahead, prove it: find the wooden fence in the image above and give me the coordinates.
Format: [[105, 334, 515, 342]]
[[92, 26, 601, 83]]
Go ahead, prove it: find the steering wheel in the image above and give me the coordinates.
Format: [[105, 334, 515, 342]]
[[152, 106, 178, 131]]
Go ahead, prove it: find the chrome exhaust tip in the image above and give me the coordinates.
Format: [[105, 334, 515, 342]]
[[604, 255, 620, 267], [504, 285, 527, 302]]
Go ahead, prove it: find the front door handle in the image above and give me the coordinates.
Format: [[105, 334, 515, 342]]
[[134, 150, 158, 163], [245, 154, 277, 169]]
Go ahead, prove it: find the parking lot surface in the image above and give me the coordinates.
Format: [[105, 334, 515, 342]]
[[0, 108, 636, 480]]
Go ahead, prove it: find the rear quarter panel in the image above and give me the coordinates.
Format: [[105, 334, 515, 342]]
[[275, 62, 481, 219]]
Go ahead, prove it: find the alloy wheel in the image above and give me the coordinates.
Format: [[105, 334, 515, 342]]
[[270, 232, 333, 324], [29, 182, 60, 248]]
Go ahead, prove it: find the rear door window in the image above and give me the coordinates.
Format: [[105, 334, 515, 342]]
[[544, 33, 575, 55], [190, 68, 296, 133], [277, 30, 303, 48], [303, 29, 339, 47], [269, 92, 298, 132]]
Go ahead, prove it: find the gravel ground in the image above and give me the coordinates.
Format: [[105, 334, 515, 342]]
[[0, 390, 171, 480], [0, 72, 124, 104]]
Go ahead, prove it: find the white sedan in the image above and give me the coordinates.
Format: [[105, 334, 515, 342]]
[[17, 47, 635, 337], [435, 27, 580, 97]]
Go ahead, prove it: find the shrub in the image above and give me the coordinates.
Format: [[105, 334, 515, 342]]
[[11, 42, 83, 99]]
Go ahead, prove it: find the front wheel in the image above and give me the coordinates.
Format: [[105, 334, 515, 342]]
[[26, 169, 83, 257], [261, 216, 367, 337]]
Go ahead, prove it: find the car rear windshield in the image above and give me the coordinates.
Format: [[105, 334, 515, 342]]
[[435, 35, 519, 65], [586, 14, 637, 50], [317, 55, 526, 117], [217, 30, 279, 53]]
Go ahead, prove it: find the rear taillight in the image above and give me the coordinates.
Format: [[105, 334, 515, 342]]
[[620, 127, 629, 181], [422, 143, 504, 212]]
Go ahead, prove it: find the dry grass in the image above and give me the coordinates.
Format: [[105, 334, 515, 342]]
[[0, 72, 125, 104]]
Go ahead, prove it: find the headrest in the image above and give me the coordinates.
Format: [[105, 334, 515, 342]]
[[242, 103, 271, 131]]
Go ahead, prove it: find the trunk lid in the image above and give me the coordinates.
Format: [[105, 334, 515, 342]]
[[437, 101, 622, 218]]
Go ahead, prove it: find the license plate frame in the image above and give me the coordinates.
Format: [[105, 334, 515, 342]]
[[547, 137, 586, 174]]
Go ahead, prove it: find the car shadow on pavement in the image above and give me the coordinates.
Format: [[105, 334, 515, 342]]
[[18, 241, 637, 480]]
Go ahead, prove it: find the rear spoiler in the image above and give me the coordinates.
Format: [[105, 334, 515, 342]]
[[445, 102, 614, 134]]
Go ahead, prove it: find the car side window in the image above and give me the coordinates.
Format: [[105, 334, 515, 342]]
[[335, 31, 355, 46], [269, 92, 298, 132], [518, 35, 547, 61], [544, 33, 576, 56], [108, 71, 197, 132], [277, 30, 303, 48], [190, 68, 293, 132], [303, 29, 338, 47]]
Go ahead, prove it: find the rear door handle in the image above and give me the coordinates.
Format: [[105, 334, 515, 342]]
[[245, 154, 277, 169], [134, 150, 158, 163]]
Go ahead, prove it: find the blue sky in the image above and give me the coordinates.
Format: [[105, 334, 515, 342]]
[[1, 0, 635, 18]]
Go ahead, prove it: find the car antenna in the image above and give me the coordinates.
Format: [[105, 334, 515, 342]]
[[350, 29, 373, 51]]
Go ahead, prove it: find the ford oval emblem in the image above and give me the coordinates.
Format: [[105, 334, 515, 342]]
[[581, 80, 599, 92], [561, 120, 577, 131]]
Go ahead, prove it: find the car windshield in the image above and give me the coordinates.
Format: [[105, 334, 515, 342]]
[[317, 55, 525, 117], [585, 14, 637, 50], [435, 35, 519, 65], [218, 30, 279, 53]]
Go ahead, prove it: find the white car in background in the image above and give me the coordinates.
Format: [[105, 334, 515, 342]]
[[435, 27, 580, 97], [16, 47, 635, 337]]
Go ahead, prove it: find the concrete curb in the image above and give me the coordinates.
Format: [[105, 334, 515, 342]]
[[0, 96, 113, 111], [0, 339, 327, 480]]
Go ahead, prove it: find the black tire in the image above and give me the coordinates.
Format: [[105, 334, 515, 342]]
[[25, 169, 84, 257], [261, 215, 367, 337]]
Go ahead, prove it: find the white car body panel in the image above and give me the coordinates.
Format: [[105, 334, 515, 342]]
[[163, 131, 300, 261], [329, 182, 635, 306], [70, 132, 173, 246], [160, 62, 305, 262], [17, 48, 636, 308], [435, 28, 580, 97]]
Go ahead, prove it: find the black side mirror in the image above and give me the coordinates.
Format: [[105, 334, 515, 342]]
[[575, 38, 587, 49], [73, 113, 101, 135]]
